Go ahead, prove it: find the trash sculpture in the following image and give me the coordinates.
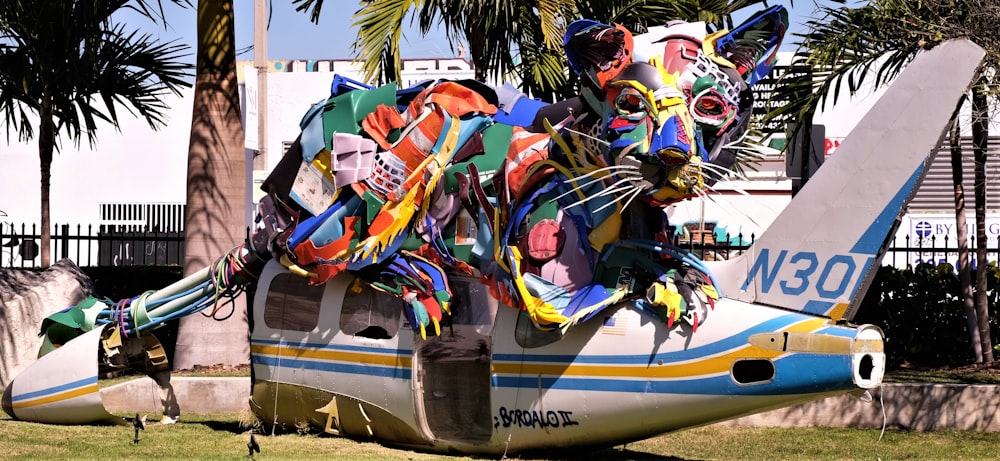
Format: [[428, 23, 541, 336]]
[[254, 5, 788, 339], [29, 6, 789, 349]]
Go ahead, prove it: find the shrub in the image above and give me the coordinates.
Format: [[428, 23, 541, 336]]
[[854, 262, 1000, 369]]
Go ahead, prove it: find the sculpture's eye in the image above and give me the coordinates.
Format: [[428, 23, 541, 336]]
[[607, 61, 664, 119], [615, 89, 649, 115], [690, 87, 735, 132], [696, 96, 719, 113]]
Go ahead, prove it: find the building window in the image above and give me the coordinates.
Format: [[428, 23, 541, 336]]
[[263, 273, 323, 331]]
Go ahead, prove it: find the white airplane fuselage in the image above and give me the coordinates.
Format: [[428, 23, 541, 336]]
[[249, 260, 884, 456]]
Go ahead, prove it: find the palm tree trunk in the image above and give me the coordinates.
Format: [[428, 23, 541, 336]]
[[174, 0, 250, 370], [38, 92, 54, 269], [971, 83, 993, 363], [949, 116, 980, 361]]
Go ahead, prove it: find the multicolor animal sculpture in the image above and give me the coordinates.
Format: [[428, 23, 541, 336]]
[[252, 6, 788, 338]]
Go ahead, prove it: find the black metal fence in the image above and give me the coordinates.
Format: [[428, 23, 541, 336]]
[[1, 223, 998, 269], [0, 223, 184, 268], [677, 232, 1000, 269]]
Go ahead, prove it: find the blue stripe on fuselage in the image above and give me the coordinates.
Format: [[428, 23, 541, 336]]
[[251, 338, 413, 355], [491, 354, 854, 396], [251, 355, 412, 380], [493, 313, 808, 365], [12, 376, 96, 402]]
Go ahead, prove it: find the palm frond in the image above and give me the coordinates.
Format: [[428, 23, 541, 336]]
[[0, 0, 194, 148], [535, 0, 574, 50], [351, 0, 419, 84], [761, 2, 921, 145], [122, 0, 193, 29], [291, 0, 324, 24]]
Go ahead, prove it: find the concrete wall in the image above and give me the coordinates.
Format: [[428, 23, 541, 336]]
[[724, 384, 1000, 431], [0, 261, 94, 388], [102, 377, 251, 415]]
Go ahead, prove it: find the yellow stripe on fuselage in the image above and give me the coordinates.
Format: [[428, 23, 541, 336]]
[[492, 318, 830, 379], [12, 384, 100, 409], [251, 318, 832, 381], [251, 344, 412, 368]]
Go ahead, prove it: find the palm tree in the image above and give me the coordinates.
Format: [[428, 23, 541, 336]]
[[0, 0, 192, 267], [949, 116, 981, 360], [292, 0, 773, 101], [172, 0, 250, 370], [766, 0, 999, 363]]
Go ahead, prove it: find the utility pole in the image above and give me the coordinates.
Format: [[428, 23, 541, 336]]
[[253, 0, 268, 170]]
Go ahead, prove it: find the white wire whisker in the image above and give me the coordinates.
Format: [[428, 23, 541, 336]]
[[699, 162, 750, 182], [564, 184, 636, 210], [591, 185, 646, 215], [569, 164, 640, 181], [550, 173, 643, 203], [703, 181, 752, 199], [563, 126, 612, 147], [619, 187, 644, 213], [699, 189, 767, 230]]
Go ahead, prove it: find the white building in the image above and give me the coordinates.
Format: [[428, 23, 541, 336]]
[[0, 58, 476, 231], [1, 55, 997, 267]]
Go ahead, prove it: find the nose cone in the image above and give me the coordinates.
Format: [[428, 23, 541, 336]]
[[2, 326, 119, 424], [852, 324, 886, 389]]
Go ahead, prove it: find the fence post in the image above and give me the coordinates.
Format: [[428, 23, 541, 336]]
[[59, 224, 69, 260], [77, 224, 84, 265], [0, 223, 8, 268], [971, 234, 977, 270]]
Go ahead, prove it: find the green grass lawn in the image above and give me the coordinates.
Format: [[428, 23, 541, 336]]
[[2, 411, 1000, 460], [885, 368, 1000, 385]]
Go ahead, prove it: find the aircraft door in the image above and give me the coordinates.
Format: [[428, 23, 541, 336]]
[[414, 278, 498, 443]]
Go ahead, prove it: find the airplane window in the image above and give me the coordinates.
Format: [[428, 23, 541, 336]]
[[340, 280, 401, 339], [263, 273, 323, 331], [731, 359, 775, 385], [448, 279, 497, 330], [514, 310, 563, 348]]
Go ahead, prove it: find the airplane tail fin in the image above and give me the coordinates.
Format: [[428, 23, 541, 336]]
[[707, 39, 985, 322]]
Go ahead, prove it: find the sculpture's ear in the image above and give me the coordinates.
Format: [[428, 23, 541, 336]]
[[707, 5, 788, 87], [562, 20, 634, 90]]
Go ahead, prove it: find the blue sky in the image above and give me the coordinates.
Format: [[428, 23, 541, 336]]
[[134, 1, 461, 62], [135, 1, 852, 63]]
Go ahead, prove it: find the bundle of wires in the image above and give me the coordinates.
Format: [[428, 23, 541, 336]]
[[93, 245, 256, 338]]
